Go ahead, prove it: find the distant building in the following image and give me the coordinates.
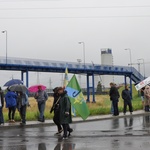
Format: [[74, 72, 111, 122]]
[[101, 48, 114, 88]]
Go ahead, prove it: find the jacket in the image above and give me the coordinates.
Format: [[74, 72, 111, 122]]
[[5, 91, 17, 108], [0, 91, 4, 108], [34, 90, 48, 102], [59, 91, 72, 124], [109, 86, 120, 101], [122, 89, 131, 101], [17, 93, 28, 109], [144, 86, 150, 102]]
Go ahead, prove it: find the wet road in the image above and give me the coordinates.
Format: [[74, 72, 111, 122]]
[[0, 114, 150, 150]]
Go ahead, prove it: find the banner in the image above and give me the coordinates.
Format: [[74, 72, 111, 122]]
[[135, 76, 150, 91], [63, 66, 76, 116]]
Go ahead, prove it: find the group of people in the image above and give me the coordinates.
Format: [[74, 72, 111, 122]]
[[31, 85, 73, 139], [0, 85, 48, 125], [50, 86, 73, 139], [0, 85, 73, 139], [0, 86, 29, 125], [109, 82, 133, 116]]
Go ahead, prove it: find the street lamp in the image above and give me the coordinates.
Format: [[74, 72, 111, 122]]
[[137, 59, 141, 73], [78, 42, 85, 69], [125, 48, 132, 71], [137, 58, 145, 79], [77, 59, 82, 86], [2, 30, 8, 64]]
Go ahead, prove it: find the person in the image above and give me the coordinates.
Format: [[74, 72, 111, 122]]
[[57, 87, 73, 139], [50, 87, 63, 135], [0, 87, 4, 125], [140, 87, 145, 110], [38, 143, 46, 150], [5, 87, 17, 123], [109, 82, 120, 116], [17, 91, 29, 125], [34, 86, 48, 122], [121, 85, 133, 115], [144, 85, 150, 112]]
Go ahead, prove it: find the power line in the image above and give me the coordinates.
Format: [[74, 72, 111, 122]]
[[0, 5, 150, 10], [1, 15, 150, 20]]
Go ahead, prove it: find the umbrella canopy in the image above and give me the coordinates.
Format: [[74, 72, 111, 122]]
[[4, 79, 23, 87], [28, 84, 46, 93], [9, 84, 28, 93]]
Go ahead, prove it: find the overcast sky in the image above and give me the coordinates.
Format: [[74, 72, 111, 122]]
[[0, 0, 150, 88]]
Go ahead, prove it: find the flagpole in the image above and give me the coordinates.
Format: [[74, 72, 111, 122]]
[[78, 42, 85, 69]]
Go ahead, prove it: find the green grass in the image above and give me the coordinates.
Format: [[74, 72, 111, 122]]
[[88, 85, 142, 116], [2, 85, 143, 122]]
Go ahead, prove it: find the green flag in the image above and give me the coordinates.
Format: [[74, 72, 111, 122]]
[[66, 75, 90, 120]]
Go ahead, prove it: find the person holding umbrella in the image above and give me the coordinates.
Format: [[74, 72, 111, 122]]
[[17, 91, 29, 125], [34, 85, 48, 122], [5, 87, 17, 123], [0, 87, 4, 125]]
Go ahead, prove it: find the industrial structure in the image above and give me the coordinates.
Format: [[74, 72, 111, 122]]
[[101, 48, 114, 88], [0, 56, 144, 102]]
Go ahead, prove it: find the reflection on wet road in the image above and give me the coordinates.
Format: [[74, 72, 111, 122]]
[[0, 114, 150, 150]]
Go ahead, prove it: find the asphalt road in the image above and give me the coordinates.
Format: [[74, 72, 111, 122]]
[[0, 114, 150, 150]]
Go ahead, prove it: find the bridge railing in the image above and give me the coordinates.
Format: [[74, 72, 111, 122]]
[[0, 56, 131, 72], [0, 56, 144, 82]]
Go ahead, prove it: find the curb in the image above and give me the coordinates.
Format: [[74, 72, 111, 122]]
[[0, 111, 149, 129]]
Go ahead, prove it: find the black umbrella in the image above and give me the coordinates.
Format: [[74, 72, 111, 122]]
[[9, 84, 28, 92]]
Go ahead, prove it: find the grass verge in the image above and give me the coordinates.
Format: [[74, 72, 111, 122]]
[[2, 87, 142, 122]]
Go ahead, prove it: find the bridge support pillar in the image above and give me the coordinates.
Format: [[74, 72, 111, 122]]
[[86, 74, 96, 103], [124, 75, 127, 86], [86, 74, 90, 102], [21, 70, 29, 88], [21, 71, 24, 83], [26, 70, 29, 88], [92, 74, 96, 103], [130, 75, 132, 99]]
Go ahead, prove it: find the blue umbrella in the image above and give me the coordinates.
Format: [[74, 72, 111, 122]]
[[4, 79, 23, 87]]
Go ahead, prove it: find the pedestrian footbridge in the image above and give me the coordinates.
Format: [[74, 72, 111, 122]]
[[0, 56, 144, 102]]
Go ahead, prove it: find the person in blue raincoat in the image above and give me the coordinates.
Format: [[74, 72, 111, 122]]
[[5, 87, 17, 123]]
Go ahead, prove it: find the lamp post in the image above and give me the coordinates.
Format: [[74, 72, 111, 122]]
[[137, 58, 145, 79], [125, 48, 132, 71], [137, 59, 141, 78], [77, 59, 82, 86], [78, 42, 85, 69], [2, 30, 8, 64]]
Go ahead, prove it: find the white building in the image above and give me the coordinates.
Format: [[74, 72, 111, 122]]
[[101, 48, 114, 88]]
